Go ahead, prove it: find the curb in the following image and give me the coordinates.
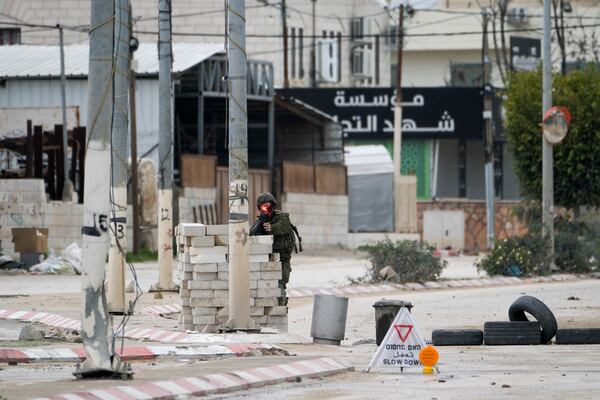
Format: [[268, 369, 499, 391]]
[[0, 309, 310, 345], [33, 357, 352, 400], [0, 343, 287, 364]]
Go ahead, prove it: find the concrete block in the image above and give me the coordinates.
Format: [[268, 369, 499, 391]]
[[250, 254, 269, 263], [191, 307, 219, 316], [189, 298, 228, 307], [192, 315, 216, 325], [182, 272, 193, 281], [255, 297, 278, 307], [206, 224, 228, 235], [251, 315, 268, 324], [214, 235, 228, 246], [180, 288, 190, 299], [249, 244, 273, 255], [190, 254, 226, 264], [190, 289, 214, 299], [217, 263, 229, 272], [190, 235, 215, 247], [249, 271, 260, 280], [250, 307, 265, 316], [258, 280, 279, 289], [179, 223, 207, 237], [217, 271, 228, 280], [265, 306, 288, 316], [257, 288, 281, 298], [260, 261, 282, 271], [249, 235, 273, 245], [192, 263, 218, 273], [268, 323, 288, 332], [178, 253, 190, 262], [267, 315, 288, 325], [187, 281, 211, 290], [211, 280, 229, 290], [213, 289, 229, 298], [249, 263, 260, 272], [260, 271, 282, 280], [191, 272, 218, 281], [178, 262, 193, 272]]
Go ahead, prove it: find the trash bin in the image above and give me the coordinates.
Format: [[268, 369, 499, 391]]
[[310, 294, 349, 345], [373, 299, 413, 346]]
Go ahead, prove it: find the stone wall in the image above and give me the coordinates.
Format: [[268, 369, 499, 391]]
[[282, 192, 348, 247], [176, 223, 288, 333], [417, 200, 528, 253]]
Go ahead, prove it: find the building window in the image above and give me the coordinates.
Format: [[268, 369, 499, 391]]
[[386, 24, 398, 47], [290, 28, 296, 78], [450, 63, 487, 87], [458, 140, 467, 198], [350, 17, 364, 40], [0, 28, 21, 45], [352, 46, 365, 75], [298, 28, 304, 79]]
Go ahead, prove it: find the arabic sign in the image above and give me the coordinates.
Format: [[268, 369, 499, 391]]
[[510, 36, 541, 71], [366, 307, 427, 371], [278, 87, 483, 140]]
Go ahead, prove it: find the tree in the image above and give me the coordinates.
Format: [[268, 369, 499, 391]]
[[504, 66, 600, 211]]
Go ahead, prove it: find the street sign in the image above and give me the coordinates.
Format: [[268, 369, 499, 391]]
[[366, 307, 427, 372], [542, 106, 571, 144]]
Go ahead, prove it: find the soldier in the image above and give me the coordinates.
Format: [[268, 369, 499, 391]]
[[250, 192, 300, 306]]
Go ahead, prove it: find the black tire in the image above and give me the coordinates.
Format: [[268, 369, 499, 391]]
[[432, 329, 483, 346], [508, 295, 558, 344], [483, 321, 541, 345], [555, 328, 600, 345]]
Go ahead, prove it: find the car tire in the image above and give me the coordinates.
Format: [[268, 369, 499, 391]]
[[432, 329, 483, 346], [483, 321, 541, 345], [555, 328, 600, 345], [508, 295, 558, 344]]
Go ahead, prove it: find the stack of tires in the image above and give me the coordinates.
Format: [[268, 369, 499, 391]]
[[433, 295, 600, 346]]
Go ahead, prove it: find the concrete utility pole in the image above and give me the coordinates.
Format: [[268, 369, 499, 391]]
[[77, 0, 115, 377], [482, 9, 495, 249], [281, 0, 289, 88], [542, 0, 555, 266], [129, 41, 140, 255], [153, 0, 176, 291], [227, 0, 253, 330], [58, 25, 75, 201], [393, 4, 404, 233], [107, 0, 130, 314]]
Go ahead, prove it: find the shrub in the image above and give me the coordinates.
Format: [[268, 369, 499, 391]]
[[476, 234, 550, 276], [358, 239, 446, 283]]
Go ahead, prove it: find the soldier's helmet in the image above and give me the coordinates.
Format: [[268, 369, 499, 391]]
[[256, 192, 278, 209]]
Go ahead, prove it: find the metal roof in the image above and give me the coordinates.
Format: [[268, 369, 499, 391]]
[[0, 42, 224, 79]]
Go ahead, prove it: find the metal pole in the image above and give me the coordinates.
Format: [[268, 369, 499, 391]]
[[107, 0, 130, 314], [393, 4, 404, 233], [542, 0, 554, 266], [281, 0, 289, 88], [58, 26, 75, 201], [310, 0, 316, 87], [153, 0, 176, 291], [77, 0, 115, 377], [482, 9, 495, 249], [227, 0, 253, 330]]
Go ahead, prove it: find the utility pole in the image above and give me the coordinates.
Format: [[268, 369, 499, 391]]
[[153, 0, 176, 291], [58, 25, 75, 201], [129, 39, 140, 255], [281, 0, 289, 88], [227, 0, 253, 330], [542, 0, 555, 267], [310, 0, 317, 87], [482, 9, 495, 249], [393, 4, 404, 233], [107, 0, 130, 314], [77, 0, 117, 377]]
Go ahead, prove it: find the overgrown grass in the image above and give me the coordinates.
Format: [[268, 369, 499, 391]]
[[127, 247, 158, 262]]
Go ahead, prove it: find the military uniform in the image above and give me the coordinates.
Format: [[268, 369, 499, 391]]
[[250, 193, 298, 305]]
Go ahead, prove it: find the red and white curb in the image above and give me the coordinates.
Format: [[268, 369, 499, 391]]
[[34, 357, 352, 400], [0, 309, 310, 345], [0, 343, 286, 364]]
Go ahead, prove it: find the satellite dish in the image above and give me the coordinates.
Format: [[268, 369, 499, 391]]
[[542, 106, 571, 144]]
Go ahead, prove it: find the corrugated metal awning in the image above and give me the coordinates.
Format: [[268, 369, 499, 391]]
[[0, 42, 223, 79]]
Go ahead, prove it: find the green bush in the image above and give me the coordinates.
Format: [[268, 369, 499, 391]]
[[358, 239, 446, 283], [476, 234, 551, 276]]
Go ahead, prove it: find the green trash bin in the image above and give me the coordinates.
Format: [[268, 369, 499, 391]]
[[373, 299, 413, 346]]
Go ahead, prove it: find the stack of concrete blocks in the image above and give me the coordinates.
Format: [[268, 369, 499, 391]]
[[176, 223, 288, 333], [283, 192, 348, 246]]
